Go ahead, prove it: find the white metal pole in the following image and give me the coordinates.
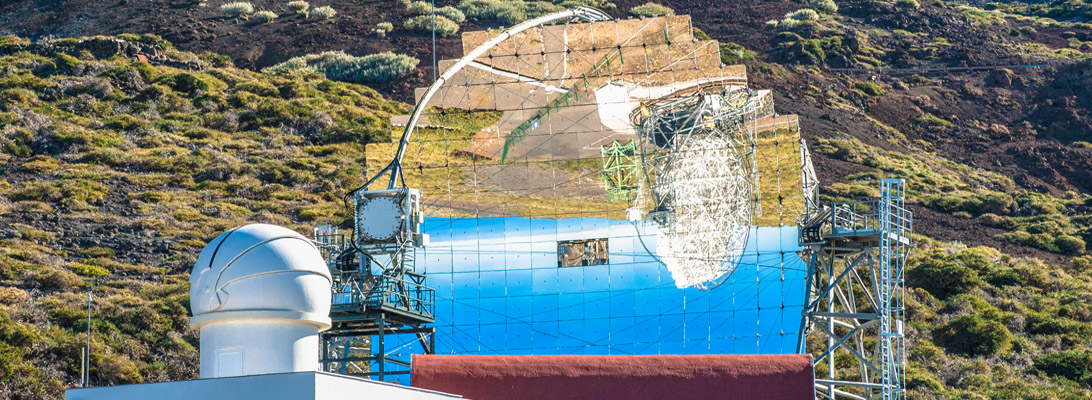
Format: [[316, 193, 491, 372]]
[[85, 291, 92, 387]]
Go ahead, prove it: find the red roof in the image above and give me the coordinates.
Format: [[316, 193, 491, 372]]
[[412, 354, 814, 400]]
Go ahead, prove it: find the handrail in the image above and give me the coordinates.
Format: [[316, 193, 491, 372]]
[[829, 200, 911, 234]]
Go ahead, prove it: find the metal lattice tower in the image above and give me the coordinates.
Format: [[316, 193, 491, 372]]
[[797, 178, 912, 400], [600, 140, 640, 202], [313, 202, 436, 381], [633, 85, 764, 289]]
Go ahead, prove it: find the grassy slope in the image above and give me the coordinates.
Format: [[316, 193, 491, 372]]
[[0, 35, 404, 397], [0, 7, 1090, 399]]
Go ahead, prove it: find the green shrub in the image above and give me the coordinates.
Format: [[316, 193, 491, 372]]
[[915, 113, 954, 128], [809, 0, 838, 13], [906, 366, 944, 391], [35, 268, 83, 290], [934, 314, 1013, 356], [376, 22, 394, 37], [287, 0, 309, 13], [855, 81, 885, 96], [776, 9, 820, 30], [16, 224, 55, 242], [1034, 350, 1092, 386], [253, 10, 278, 22], [787, 8, 820, 21], [311, 5, 336, 19], [79, 247, 116, 258], [406, 0, 466, 21], [407, 0, 433, 14], [692, 27, 712, 41], [1055, 235, 1086, 254], [977, 192, 1014, 214], [10, 182, 61, 203], [1073, 256, 1092, 273], [20, 156, 60, 174], [69, 262, 110, 277], [0, 34, 30, 49], [720, 42, 756, 65], [404, 15, 460, 37], [896, 0, 920, 8], [221, 2, 254, 16], [907, 250, 981, 298], [629, 2, 674, 17], [156, 72, 224, 95], [458, 0, 561, 24], [436, 6, 467, 23], [265, 51, 420, 84]]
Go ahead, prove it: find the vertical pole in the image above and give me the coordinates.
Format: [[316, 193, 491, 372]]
[[340, 338, 351, 375], [321, 334, 329, 373], [827, 252, 835, 398], [430, 0, 436, 82], [429, 328, 436, 354], [377, 313, 385, 381], [797, 251, 816, 354], [85, 291, 92, 387]]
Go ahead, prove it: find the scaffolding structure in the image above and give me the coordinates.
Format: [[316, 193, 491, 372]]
[[313, 222, 436, 381], [797, 179, 912, 400]]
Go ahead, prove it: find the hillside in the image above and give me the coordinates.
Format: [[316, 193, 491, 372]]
[[0, 0, 1090, 399], [0, 35, 404, 397]]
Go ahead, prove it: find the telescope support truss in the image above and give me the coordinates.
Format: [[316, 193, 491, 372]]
[[798, 179, 912, 400]]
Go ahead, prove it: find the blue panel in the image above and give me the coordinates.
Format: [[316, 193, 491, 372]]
[[558, 266, 582, 293], [531, 267, 558, 295], [632, 315, 659, 345], [584, 291, 609, 318], [421, 217, 806, 358], [478, 297, 506, 324], [479, 244, 506, 272], [480, 324, 505, 353], [507, 322, 533, 351], [505, 268, 532, 297], [634, 288, 660, 317], [557, 292, 582, 318], [583, 265, 609, 292], [557, 319, 584, 348], [659, 287, 684, 315], [450, 325, 480, 353], [506, 295, 531, 320], [609, 288, 635, 318], [684, 310, 710, 341], [532, 294, 559, 322], [452, 271, 478, 299], [532, 321, 559, 350], [584, 317, 608, 345], [659, 313, 684, 343], [479, 270, 506, 298]]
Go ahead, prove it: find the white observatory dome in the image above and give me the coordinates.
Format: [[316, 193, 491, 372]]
[[189, 224, 332, 379]]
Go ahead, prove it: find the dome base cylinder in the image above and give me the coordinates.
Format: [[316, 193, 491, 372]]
[[198, 320, 320, 379]]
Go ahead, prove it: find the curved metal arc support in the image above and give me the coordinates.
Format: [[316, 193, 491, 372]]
[[361, 7, 613, 191]]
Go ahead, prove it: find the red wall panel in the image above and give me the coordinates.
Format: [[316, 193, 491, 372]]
[[413, 354, 814, 400]]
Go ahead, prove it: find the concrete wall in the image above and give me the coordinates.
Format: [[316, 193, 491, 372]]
[[66, 371, 460, 400]]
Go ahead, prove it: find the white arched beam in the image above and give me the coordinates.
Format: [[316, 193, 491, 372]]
[[363, 7, 612, 190]]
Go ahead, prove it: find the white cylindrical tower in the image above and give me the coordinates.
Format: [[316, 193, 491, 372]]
[[189, 224, 332, 379]]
